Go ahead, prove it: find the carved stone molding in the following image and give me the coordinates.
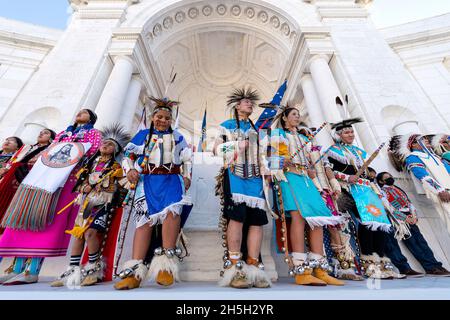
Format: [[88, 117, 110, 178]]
[[188, 7, 199, 19], [145, 1, 295, 45], [153, 23, 162, 37], [175, 11, 186, 23], [202, 5, 213, 16], [231, 5, 241, 17], [112, 1, 305, 131], [258, 10, 269, 24], [245, 7, 255, 19], [216, 4, 227, 16], [163, 17, 173, 29]]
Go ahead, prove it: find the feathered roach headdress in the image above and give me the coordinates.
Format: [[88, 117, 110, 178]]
[[101, 123, 131, 156], [330, 117, 363, 131], [330, 117, 363, 142], [149, 96, 180, 115], [430, 133, 449, 156], [226, 87, 260, 109], [388, 133, 421, 171]]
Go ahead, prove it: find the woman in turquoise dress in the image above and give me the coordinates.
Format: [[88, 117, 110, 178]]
[[262, 106, 344, 286]]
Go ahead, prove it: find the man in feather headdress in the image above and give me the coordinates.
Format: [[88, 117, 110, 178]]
[[213, 87, 271, 289], [389, 134, 450, 236], [326, 118, 405, 279]]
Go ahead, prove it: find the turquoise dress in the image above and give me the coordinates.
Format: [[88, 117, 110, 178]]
[[327, 143, 392, 232], [267, 129, 342, 228]]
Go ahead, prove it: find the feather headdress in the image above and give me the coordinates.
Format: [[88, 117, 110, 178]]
[[388, 134, 421, 171], [101, 123, 131, 155], [148, 96, 179, 114], [330, 117, 363, 131], [143, 96, 181, 128], [226, 87, 260, 108], [330, 117, 364, 142], [430, 133, 449, 156]]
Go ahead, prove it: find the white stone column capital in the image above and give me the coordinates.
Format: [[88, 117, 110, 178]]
[[95, 54, 135, 129], [112, 55, 138, 74], [300, 73, 313, 83], [131, 75, 146, 88], [306, 54, 330, 69]]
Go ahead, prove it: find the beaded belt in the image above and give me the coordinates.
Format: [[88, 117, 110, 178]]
[[285, 164, 308, 175], [144, 164, 181, 175]]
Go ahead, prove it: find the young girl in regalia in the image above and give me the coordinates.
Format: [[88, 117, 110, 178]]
[[114, 97, 193, 290], [50, 124, 130, 287]]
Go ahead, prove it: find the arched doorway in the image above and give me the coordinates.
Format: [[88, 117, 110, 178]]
[[125, 0, 301, 135]]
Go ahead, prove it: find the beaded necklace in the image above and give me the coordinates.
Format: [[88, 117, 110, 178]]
[[60, 123, 94, 142], [342, 144, 364, 168], [287, 130, 309, 168], [140, 130, 174, 171]]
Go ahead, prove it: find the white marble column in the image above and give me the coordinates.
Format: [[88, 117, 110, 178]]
[[120, 76, 144, 131], [300, 74, 334, 148], [308, 55, 344, 124], [95, 56, 135, 129]]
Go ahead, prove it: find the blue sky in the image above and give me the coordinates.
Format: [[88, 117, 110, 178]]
[[0, 0, 449, 29], [0, 0, 70, 29]]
